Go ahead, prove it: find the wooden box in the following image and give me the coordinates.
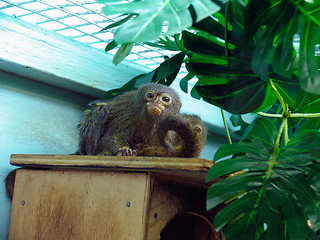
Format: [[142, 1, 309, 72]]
[[8, 155, 222, 240]]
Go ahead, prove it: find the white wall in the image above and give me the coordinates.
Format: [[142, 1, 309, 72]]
[[0, 71, 93, 239]]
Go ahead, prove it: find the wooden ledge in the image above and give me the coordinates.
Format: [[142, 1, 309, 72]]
[[10, 154, 215, 184], [10, 154, 213, 172]]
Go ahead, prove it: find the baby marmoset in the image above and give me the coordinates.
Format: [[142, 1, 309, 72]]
[[77, 83, 182, 156], [164, 113, 207, 158], [136, 113, 207, 158]]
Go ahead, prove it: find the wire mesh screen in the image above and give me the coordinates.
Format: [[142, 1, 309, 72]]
[[0, 0, 184, 72]]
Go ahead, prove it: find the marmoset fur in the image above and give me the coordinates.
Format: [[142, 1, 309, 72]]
[[136, 113, 207, 158], [77, 83, 182, 156]]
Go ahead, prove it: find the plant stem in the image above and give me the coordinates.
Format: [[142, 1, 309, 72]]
[[269, 79, 288, 114], [257, 112, 320, 118], [287, 113, 320, 118], [268, 78, 291, 144], [283, 118, 289, 145], [249, 116, 286, 230], [266, 119, 285, 178], [256, 112, 283, 118], [221, 108, 232, 144]]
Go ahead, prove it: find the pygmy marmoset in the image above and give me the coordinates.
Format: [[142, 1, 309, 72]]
[[77, 83, 182, 156]]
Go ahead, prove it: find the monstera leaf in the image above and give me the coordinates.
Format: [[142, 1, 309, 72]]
[[103, 52, 185, 100], [292, 94, 320, 132], [97, 0, 225, 44], [206, 118, 320, 239], [244, 0, 320, 94], [181, 1, 317, 114]]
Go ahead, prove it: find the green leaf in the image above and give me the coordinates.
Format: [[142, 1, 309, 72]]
[[179, 73, 194, 93], [295, 94, 320, 132], [230, 114, 244, 127], [134, 52, 186, 87], [279, 130, 320, 165], [253, 82, 277, 112], [145, 34, 184, 52], [240, 117, 277, 144], [207, 172, 265, 210], [183, 30, 225, 56], [121, 74, 146, 91], [192, 14, 226, 39], [99, 0, 222, 44], [243, 0, 320, 94], [298, 14, 320, 94], [190, 81, 202, 100], [207, 118, 320, 239], [103, 74, 147, 100], [186, 53, 228, 65], [230, 114, 251, 137], [99, 14, 136, 32], [134, 71, 157, 87], [105, 40, 118, 52], [213, 192, 257, 231], [153, 52, 185, 84], [112, 43, 133, 66], [182, 10, 280, 114], [208, 156, 268, 180], [103, 52, 184, 98], [272, 75, 306, 109], [249, 1, 298, 80], [192, 68, 267, 114]]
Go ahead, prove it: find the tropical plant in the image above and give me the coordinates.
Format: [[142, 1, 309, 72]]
[[97, 0, 320, 239]]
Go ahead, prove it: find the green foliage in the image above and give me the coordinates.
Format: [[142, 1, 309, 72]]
[[244, 0, 320, 94], [97, 0, 224, 44], [103, 52, 185, 100], [112, 43, 133, 66], [183, 2, 316, 114], [206, 118, 320, 239], [96, 0, 320, 238]]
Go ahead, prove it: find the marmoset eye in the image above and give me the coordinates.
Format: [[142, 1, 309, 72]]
[[162, 96, 171, 102], [146, 92, 155, 99], [195, 127, 202, 133]]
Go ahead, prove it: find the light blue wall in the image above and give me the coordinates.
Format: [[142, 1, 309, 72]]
[[0, 70, 93, 239]]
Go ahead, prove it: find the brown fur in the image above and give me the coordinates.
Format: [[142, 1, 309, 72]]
[[136, 114, 207, 158], [77, 83, 182, 156]]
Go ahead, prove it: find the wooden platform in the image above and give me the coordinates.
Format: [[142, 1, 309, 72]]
[[9, 154, 213, 182], [8, 155, 221, 240]]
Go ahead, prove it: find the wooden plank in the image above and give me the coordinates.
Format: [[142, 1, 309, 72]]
[[8, 169, 150, 240], [10, 154, 213, 171], [10, 154, 214, 184]]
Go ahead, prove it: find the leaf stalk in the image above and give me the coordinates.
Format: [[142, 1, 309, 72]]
[[269, 79, 288, 114], [221, 108, 232, 144], [266, 119, 284, 178], [257, 112, 320, 118]]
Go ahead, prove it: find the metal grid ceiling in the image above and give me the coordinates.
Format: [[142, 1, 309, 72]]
[[2, 1, 316, 79], [0, 0, 184, 73]]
